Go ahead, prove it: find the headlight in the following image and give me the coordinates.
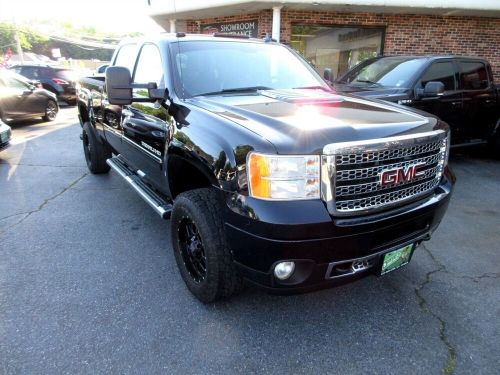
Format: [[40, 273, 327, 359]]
[[247, 153, 320, 200]]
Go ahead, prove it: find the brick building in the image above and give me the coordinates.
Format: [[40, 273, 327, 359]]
[[147, 0, 500, 80]]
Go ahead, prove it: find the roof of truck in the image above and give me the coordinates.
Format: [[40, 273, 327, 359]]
[[118, 32, 273, 46]]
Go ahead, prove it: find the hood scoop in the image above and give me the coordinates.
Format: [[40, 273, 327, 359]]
[[260, 89, 344, 104]]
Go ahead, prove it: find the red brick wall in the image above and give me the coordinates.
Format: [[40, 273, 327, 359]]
[[185, 10, 500, 81]]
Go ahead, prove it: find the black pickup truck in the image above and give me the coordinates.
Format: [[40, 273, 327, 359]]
[[78, 34, 455, 303], [333, 56, 500, 151]]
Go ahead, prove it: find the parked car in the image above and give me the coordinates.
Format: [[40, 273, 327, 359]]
[[10, 64, 78, 105], [78, 34, 454, 303], [333, 56, 500, 153], [0, 119, 11, 151], [0, 69, 59, 122]]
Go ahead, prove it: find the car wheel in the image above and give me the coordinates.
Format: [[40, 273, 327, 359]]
[[43, 100, 58, 121], [171, 188, 243, 303], [82, 122, 111, 174]]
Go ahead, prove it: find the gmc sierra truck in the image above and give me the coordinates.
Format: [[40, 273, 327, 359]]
[[77, 34, 455, 303], [333, 55, 500, 152]]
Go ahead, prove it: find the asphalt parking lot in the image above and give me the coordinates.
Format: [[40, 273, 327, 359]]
[[1, 107, 499, 375]]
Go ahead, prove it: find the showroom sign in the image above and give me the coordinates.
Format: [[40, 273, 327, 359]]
[[201, 20, 259, 38]]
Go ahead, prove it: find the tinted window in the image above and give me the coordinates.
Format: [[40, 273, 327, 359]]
[[114, 44, 138, 73], [339, 57, 428, 88], [460, 61, 488, 90], [21, 66, 39, 79], [133, 44, 163, 85], [173, 41, 325, 97], [421, 62, 456, 91]]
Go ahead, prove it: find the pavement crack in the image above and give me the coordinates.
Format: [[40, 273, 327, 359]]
[[0, 172, 88, 236], [415, 243, 457, 375]]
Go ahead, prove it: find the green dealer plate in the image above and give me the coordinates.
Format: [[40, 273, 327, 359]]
[[380, 244, 414, 275]]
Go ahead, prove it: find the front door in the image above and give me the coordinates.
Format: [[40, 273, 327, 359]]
[[412, 60, 464, 142], [120, 43, 171, 194]]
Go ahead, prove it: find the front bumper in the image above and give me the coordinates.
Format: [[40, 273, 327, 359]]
[[224, 167, 455, 292]]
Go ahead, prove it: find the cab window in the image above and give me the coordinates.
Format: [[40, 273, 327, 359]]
[[420, 62, 456, 91], [133, 44, 163, 86], [113, 44, 138, 73], [459, 61, 489, 90]]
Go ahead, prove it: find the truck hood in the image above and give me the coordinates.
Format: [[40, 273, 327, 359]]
[[188, 89, 437, 154]]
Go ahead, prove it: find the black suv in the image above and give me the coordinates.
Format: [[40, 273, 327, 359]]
[[10, 64, 77, 105]]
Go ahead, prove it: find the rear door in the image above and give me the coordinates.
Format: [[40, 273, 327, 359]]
[[121, 43, 170, 192], [458, 60, 497, 140], [412, 60, 464, 140]]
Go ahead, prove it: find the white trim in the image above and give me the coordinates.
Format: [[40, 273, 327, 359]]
[[169, 19, 176, 33], [272, 6, 282, 43], [147, 0, 500, 19]]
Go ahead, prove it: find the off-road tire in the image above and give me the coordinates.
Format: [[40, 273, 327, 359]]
[[82, 122, 111, 174], [171, 188, 243, 303]]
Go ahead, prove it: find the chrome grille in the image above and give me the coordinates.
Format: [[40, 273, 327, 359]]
[[321, 130, 448, 216]]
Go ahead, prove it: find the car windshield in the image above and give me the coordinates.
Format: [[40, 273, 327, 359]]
[[338, 57, 428, 88], [172, 40, 328, 97]]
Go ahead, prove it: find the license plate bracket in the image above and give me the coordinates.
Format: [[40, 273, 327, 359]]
[[380, 244, 415, 275]]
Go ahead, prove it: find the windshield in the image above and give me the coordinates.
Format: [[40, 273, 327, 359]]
[[338, 57, 428, 88], [172, 41, 327, 97]]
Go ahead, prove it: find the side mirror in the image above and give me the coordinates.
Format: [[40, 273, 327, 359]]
[[417, 81, 445, 98], [323, 68, 333, 83], [106, 66, 133, 105]]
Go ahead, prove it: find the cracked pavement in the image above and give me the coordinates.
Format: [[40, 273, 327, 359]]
[[1, 108, 499, 374]]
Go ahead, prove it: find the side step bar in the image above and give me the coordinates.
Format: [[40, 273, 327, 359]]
[[106, 156, 172, 219]]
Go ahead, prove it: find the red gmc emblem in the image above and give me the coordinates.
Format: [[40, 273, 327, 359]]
[[379, 163, 426, 187]]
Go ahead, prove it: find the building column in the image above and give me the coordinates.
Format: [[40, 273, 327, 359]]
[[169, 19, 176, 33], [272, 6, 282, 42]]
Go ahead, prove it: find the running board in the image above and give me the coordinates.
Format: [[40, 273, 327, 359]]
[[106, 156, 172, 219]]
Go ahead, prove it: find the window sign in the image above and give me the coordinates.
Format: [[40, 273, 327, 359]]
[[201, 20, 259, 38]]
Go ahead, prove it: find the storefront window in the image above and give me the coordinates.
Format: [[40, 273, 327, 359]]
[[290, 25, 384, 79]]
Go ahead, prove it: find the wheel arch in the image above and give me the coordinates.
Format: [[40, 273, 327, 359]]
[[167, 154, 217, 199]]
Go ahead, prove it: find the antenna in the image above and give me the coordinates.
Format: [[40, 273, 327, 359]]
[[172, 0, 185, 100]]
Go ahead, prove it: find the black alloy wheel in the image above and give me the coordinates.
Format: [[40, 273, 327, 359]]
[[178, 217, 207, 283], [171, 188, 243, 303]]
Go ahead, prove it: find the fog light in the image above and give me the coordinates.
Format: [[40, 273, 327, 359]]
[[274, 261, 295, 280]]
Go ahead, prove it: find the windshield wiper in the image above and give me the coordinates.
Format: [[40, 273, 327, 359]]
[[195, 86, 272, 97], [292, 85, 332, 92], [352, 80, 382, 87]]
